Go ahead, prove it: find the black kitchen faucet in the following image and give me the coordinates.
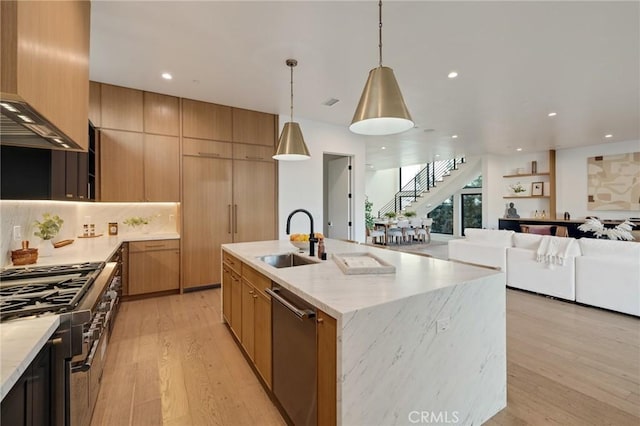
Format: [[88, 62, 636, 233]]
[[285, 209, 317, 257]]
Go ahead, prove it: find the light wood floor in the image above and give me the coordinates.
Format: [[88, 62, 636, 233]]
[[91, 289, 640, 426]]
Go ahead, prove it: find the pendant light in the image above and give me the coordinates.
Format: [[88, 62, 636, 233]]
[[350, 0, 413, 136], [273, 59, 311, 161]]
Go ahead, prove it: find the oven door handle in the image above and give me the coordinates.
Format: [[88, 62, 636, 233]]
[[71, 339, 98, 373]]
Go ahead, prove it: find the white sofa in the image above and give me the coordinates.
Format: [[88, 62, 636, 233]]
[[506, 233, 581, 301], [575, 238, 640, 316], [448, 229, 515, 272]]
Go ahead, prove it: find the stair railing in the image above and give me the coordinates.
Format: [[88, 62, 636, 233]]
[[377, 157, 465, 218]]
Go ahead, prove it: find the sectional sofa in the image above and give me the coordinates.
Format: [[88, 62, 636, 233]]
[[448, 228, 640, 316]]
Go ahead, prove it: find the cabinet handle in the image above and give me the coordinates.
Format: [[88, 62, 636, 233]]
[[317, 318, 324, 324], [234, 205, 238, 234], [248, 290, 254, 294], [79, 195, 84, 199], [145, 244, 165, 249], [253, 295, 258, 299], [245, 156, 264, 160], [66, 193, 73, 198], [198, 152, 220, 158], [228, 205, 232, 234]]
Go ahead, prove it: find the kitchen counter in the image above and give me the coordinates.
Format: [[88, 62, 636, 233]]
[[4, 232, 180, 269], [222, 239, 507, 425], [0, 316, 60, 400]]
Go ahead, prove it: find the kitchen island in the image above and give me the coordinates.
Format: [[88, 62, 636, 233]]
[[222, 239, 506, 426]]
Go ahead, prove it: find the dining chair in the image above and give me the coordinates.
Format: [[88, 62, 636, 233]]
[[398, 220, 415, 244], [367, 226, 386, 245], [387, 220, 405, 244], [422, 218, 433, 243], [410, 218, 428, 243]]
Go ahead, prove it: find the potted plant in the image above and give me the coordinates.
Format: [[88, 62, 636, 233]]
[[384, 211, 397, 221], [123, 216, 151, 233], [509, 182, 527, 196], [405, 210, 417, 217], [34, 213, 64, 256], [365, 197, 374, 230]]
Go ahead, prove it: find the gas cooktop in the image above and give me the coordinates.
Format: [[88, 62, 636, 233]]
[[0, 262, 105, 321]]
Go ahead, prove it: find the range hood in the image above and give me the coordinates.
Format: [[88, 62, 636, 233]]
[[0, 99, 83, 150]]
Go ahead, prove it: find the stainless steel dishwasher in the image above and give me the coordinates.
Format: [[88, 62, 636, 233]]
[[266, 285, 318, 426]]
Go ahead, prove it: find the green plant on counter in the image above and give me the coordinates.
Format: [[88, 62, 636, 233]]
[[34, 213, 64, 240], [123, 216, 151, 227], [404, 210, 417, 217], [384, 211, 397, 219], [365, 197, 374, 230]]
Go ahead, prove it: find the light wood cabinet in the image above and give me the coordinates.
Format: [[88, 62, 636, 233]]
[[232, 108, 276, 146], [230, 270, 242, 339], [317, 309, 337, 426], [182, 155, 233, 289], [100, 130, 179, 202], [183, 138, 232, 159], [144, 134, 179, 201], [89, 81, 101, 127], [241, 279, 256, 357], [128, 240, 180, 296], [1, 0, 90, 150], [233, 160, 277, 243], [232, 144, 275, 162], [221, 264, 233, 323], [144, 92, 179, 136], [100, 130, 144, 202], [100, 84, 143, 132], [182, 99, 232, 141], [253, 286, 272, 387]]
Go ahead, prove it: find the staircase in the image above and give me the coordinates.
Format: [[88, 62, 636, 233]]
[[377, 156, 482, 218]]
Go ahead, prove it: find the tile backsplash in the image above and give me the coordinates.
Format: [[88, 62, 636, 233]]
[[1, 200, 179, 266]]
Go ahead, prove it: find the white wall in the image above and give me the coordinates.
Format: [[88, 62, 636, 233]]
[[364, 168, 398, 217], [484, 139, 640, 229], [556, 140, 639, 220], [278, 117, 367, 242]]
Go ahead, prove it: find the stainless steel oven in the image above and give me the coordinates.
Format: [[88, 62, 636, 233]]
[[0, 258, 122, 426]]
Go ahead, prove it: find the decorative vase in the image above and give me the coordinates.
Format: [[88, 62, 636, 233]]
[[39, 239, 54, 257]]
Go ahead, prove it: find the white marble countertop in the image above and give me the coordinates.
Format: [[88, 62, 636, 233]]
[[0, 316, 60, 400], [222, 239, 502, 318], [1, 232, 179, 401], [3, 232, 180, 269]]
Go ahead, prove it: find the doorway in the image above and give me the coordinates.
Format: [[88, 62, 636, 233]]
[[461, 193, 482, 236], [323, 154, 353, 240]]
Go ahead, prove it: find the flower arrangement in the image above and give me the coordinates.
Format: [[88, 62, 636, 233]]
[[509, 182, 527, 194], [384, 211, 397, 219], [34, 213, 64, 240], [578, 218, 636, 241], [404, 210, 417, 217]]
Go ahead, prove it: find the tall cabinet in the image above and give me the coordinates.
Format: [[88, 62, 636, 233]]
[[182, 100, 277, 290]]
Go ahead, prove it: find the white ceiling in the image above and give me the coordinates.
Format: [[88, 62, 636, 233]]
[[90, 1, 640, 170]]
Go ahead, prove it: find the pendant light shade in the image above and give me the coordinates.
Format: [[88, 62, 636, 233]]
[[273, 122, 310, 160], [350, 66, 413, 135], [273, 59, 311, 161], [350, 1, 413, 136]]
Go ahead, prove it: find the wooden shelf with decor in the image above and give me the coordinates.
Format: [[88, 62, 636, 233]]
[[503, 195, 550, 199], [502, 172, 550, 178], [501, 150, 556, 218]]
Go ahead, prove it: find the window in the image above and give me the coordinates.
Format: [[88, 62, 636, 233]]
[[429, 196, 453, 234]]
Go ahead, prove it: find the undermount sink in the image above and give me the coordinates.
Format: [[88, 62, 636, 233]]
[[258, 253, 319, 268]]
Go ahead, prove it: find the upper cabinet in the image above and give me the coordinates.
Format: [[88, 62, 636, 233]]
[[0, 0, 90, 150], [232, 108, 276, 147], [88, 81, 102, 128], [183, 99, 232, 141], [100, 84, 144, 132], [144, 92, 180, 136]]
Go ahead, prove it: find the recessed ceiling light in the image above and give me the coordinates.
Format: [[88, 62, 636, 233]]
[[161, 72, 173, 80], [548, 112, 557, 117], [451, 134, 458, 139], [605, 134, 613, 138], [516, 148, 523, 152], [448, 71, 458, 79], [381, 146, 386, 150]]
